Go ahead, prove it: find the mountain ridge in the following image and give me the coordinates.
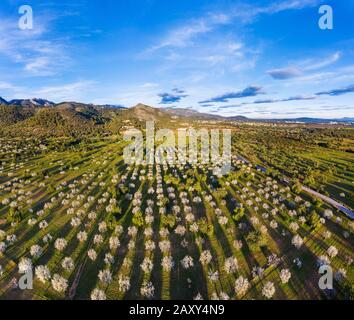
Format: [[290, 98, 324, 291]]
[[0, 97, 352, 124], [0, 97, 55, 107], [0, 97, 8, 105]]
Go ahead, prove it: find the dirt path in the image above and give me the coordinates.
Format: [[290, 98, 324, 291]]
[[68, 257, 87, 299]]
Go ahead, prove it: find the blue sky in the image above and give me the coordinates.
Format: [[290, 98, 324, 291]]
[[0, 0, 353, 118]]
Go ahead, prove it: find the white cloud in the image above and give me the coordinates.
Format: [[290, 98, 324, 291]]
[[0, 16, 70, 76], [91, 83, 163, 107], [33, 81, 96, 101], [147, 0, 320, 53], [25, 57, 50, 73], [148, 19, 213, 51], [0, 79, 95, 102], [265, 0, 321, 14], [302, 52, 341, 71], [0, 81, 21, 91], [141, 82, 160, 88], [268, 52, 342, 80], [141, 0, 320, 88]]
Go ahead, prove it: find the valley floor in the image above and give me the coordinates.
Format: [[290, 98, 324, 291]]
[[0, 136, 353, 300]]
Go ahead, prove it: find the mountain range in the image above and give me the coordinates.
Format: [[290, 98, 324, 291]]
[[0, 97, 55, 107], [0, 97, 352, 132]]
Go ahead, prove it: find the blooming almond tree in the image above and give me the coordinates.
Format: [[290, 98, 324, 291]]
[[88, 249, 97, 261], [54, 238, 68, 252], [98, 269, 112, 285], [30, 245, 43, 259], [280, 269, 292, 284], [18, 257, 32, 273], [161, 256, 174, 272], [234, 276, 249, 297], [35, 265, 51, 284], [140, 281, 155, 298], [109, 236, 120, 250], [62, 257, 75, 272], [51, 274, 68, 293], [291, 235, 303, 249], [262, 281, 276, 299], [0, 242, 6, 254], [77, 231, 88, 242], [181, 255, 194, 269], [224, 257, 238, 274], [118, 275, 131, 293], [199, 250, 212, 266], [327, 246, 338, 258], [91, 288, 106, 300]]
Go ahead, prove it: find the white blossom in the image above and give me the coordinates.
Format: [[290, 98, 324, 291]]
[[141, 257, 153, 273], [0, 242, 5, 253], [280, 269, 291, 284], [98, 269, 112, 284], [161, 256, 174, 272], [224, 257, 238, 274], [118, 275, 131, 293], [88, 249, 97, 261], [18, 257, 32, 273], [77, 231, 88, 242], [234, 276, 249, 296], [159, 240, 171, 254], [199, 250, 212, 266], [61, 257, 75, 271], [327, 246, 338, 258], [181, 255, 194, 269], [91, 288, 106, 300], [174, 225, 186, 236], [104, 253, 115, 265], [291, 235, 303, 249], [51, 274, 68, 293], [54, 238, 68, 251], [93, 234, 104, 246], [30, 245, 43, 258], [109, 236, 120, 250], [140, 282, 155, 298], [145, 240, 156, 252], [35, 265, 51, 283], [262, 281, 275, 299]]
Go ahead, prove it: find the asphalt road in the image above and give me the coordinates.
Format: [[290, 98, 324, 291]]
[[302, 186, 354, 219]]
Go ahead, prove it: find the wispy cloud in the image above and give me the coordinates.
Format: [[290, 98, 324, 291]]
[[148, 13, 230, 52], [210, 94, 317, 109], [199, 85, 264, 104], [148, 0, 320, 53], [267, 52, 341, 80], [0, 81, 22, 91], [34, 81, 95, 101], [303, 52, 341, 71], [316, 84, 354, 96], [90, 83, 164, 107], [217, 104, 243, 109], [254, 95, 316, 104], [24, 57, 51, 74], [265, 0, 321, 14], [0, 15, 70, 76], [0, 79, 96, 103]]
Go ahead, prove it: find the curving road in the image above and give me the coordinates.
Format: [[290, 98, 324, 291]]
[[236, 155, 353, 220], [301, 186, 354, 220]]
